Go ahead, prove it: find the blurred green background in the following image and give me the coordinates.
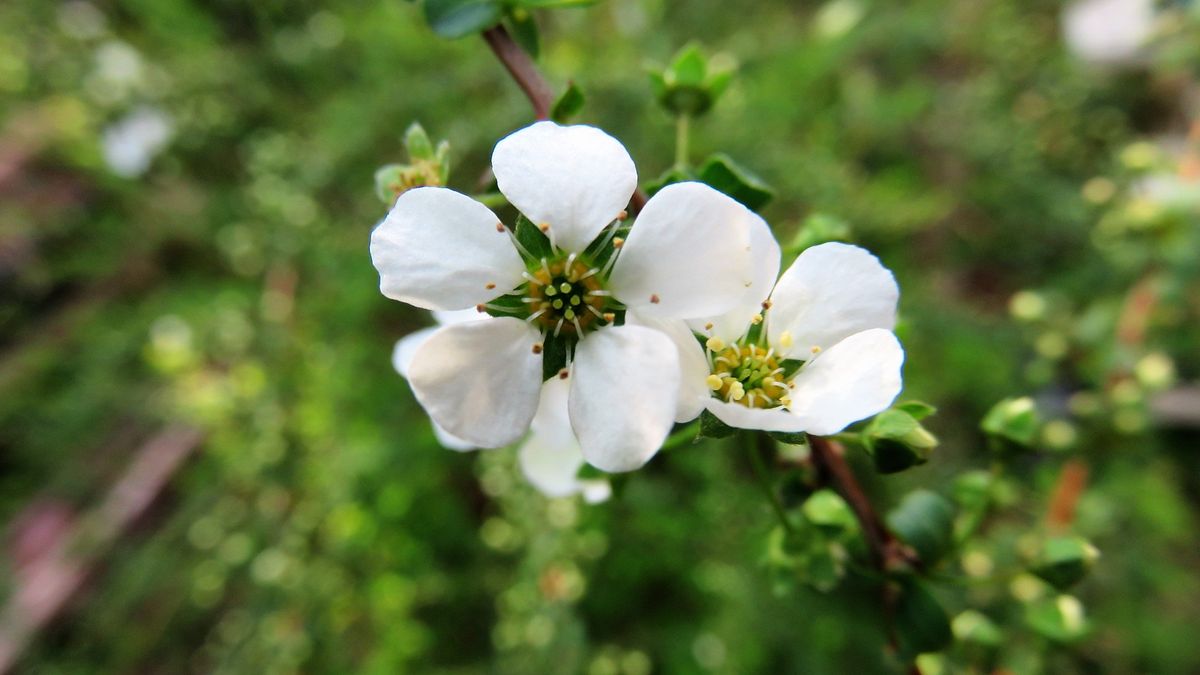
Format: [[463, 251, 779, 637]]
[[1, 0, 1198, 673]]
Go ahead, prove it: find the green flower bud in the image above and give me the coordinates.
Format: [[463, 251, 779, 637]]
[[1028, 536, 1100, 590], [650, 43, 736, 118], [981, 396, 1040, 454], [374, 122, 452, 203], [862, 409, 938, 474]]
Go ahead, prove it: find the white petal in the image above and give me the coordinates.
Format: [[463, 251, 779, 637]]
[[787, 329, 904, 436], [767, 242, 898, 357], [492, 122, 636, 253], [370, 187, 525, 310], [392, 328, 438, 378], [407, 317, 543, 447], [626, 312, 710, 423], [688, 211, 781, 342], [705, 398, 805, 433], [432, 422, 476, 452], [580, 481, 612, 504], [518, 378, 589, 497], [432, 308, 484, 326], [610, 182, 755, 319], [568, 325, 680, 472]]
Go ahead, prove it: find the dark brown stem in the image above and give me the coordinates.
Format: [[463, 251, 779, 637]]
[[482, 25, 555, 120], [480, 24, 651, 214]]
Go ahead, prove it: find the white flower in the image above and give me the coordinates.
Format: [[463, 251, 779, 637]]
[[370, 121, 763, 472], [102, 106, 174, 178], [661, 242, 904, 436], [393, 311, 610, 502], [1062, 0, 1155, 66]]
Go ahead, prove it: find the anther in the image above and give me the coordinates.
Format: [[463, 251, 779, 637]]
[[705, 336, 725, 351], [532, 343, 544, 354], [706, 374, 724, 391], [539, 222, 551, 233], [475, 303, 486, 313], [485, 282, 496, 290], [495, 222, 505, 232], [750, 313, 763, 325], [612, 237, 625, 249], [761, 300, 773, 310], [617, 209, 628, 220], [728, 381, 745, 402], [810, 345, 822, 354], [557, 368, 569, 380], [779, 331, 794, 349], [649, 294, 660, 304], [704, 322, 714, 331], [602, 312, 615, 323]]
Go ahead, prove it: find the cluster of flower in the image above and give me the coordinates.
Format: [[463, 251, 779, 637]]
[[371, 122, 904, 499]]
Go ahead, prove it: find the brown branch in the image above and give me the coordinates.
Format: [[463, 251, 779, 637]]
[[1046, 459, 1089, 533], [480, 25, 651, 215], [482, 26, 555, 121]]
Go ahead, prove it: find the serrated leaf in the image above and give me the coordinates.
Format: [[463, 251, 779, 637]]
[[551, 81, 585, 123], [697, 154, 774, 211], [505, 10, 538, 58], [895, 580, 953, 657], [887, 490, 955, 565], [514, 214, 553, 261], [698, 409, 737, 439], [424, 0, 502, 38]]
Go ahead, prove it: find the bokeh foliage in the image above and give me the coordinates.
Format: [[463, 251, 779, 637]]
[[1, 0, 1198, 673]]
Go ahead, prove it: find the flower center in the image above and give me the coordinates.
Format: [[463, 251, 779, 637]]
[[525, 254, 612, 337], [706, 341, 793, 409]]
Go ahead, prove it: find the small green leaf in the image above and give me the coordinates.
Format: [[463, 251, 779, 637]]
[[696, 154, 774, 211], [768, 430, 808, 445], [788, 213, 852, 253], [423, 0, 502, 38], [1029, 536, 1100, 590], [505, 9, 539, 58], [1025, 594, 1089, 643], [541, 334, 570, 381], [698, 409, 737, 439], [551, 81, 585, 123], [862, 409, 937, 474], [514, 214, 553, 261], [887, 490, 955, 565], [895, 400, 937, 420], [644, 166, 695, 197], [951, 610, 1003, 647], [803, 489, 857, 536], [981, 396, 1040, 452], [894, 579, 953, 657]]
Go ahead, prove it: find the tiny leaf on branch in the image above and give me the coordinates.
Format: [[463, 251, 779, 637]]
[[551, 81, 585, 123], [887, 489, 955, 565]]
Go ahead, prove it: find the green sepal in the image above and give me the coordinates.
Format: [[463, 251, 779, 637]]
[[514, 214, 553, 262], [504, 8, 538, 58], [778, 358, 805, 379], [650, 43, 736, 117], [540, 333, 570, 381], [551, 81, 585, 123], [768, 430, 807, 445], [862, 408, 937, 474], [374, 164, 407, 203], [403, 122, 435, 160], [1029, 536, 1100, 590], [980, 396, 1040, 453], [423, 0, 503, 38], [788, 213, 852, 253], [894, 579, 953, 658], [583, 222, 629, 272], [886, 489, 955, 565], [697, 153, 774, 212], [435, 140, 451, 184], [698, 409, 737, 439], [895, 400, 937, 420]]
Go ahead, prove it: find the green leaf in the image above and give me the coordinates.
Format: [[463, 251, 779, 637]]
[[1025, 594, 1089, 643], [895, 400, 937, 420], [1029, 536, 1100, 590], [980, 396, 1040, 452], [669, 43, 708, 87], [698, 409, 737, 439], [514, 214, 553, 261], [951, 610, 1003, 647], [423, 0, 502, 39], [788, 213, 852, 253], [768, 430, 808, 445], [894, 579, 953, 657], [802, 489, 856, 536], [887, 490, 955, 565], [644, 166, 694, 197], [696, 154, 774, 211], [541, 333, 570, 381], [505, 10, 538, 58], [551, 81, 585, 123]]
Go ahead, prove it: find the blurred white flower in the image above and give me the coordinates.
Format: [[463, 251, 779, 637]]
[[1062, 0, 1155, 66], [393, 311, 610, 502], [102, 106, 174, 178], [659, 242, 904, 435], [371, 121, 762, 472]]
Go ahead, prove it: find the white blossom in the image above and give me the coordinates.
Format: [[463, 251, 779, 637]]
[[371, 122, 763, 472]]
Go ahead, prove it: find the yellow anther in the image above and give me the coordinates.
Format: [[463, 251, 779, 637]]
[[750, 313, 763, 325], [612, 237, 624, 249], [539, 222, 551, 233], [705, 336, 725, 352], [649, 294, 660, 304], [762, 376, 777, 388], [704, 322, 714, 331], [810, 345, 822, 354], [485, 282, 496, 290], [617, 209, 628, 220], [728, 381, 745, 401], [779, 331, 794, 349], [706, 374, 724, 391], [780, 396, 792, 408], [602, 312, 615, 322]]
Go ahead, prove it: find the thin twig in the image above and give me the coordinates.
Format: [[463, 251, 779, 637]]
[[482, 25, 555, 121]]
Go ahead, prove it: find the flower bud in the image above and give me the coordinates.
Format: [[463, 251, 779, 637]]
[[649, 43, 735, 118], [1028, 536, 1100, 590], [862, 408, 937, 474], [980, 396, 1040, 454], [374, 122, 451, 204]]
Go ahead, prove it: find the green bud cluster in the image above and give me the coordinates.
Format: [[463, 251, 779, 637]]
[[650, 43, 735, 118], [374, 122, 451, 204]]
